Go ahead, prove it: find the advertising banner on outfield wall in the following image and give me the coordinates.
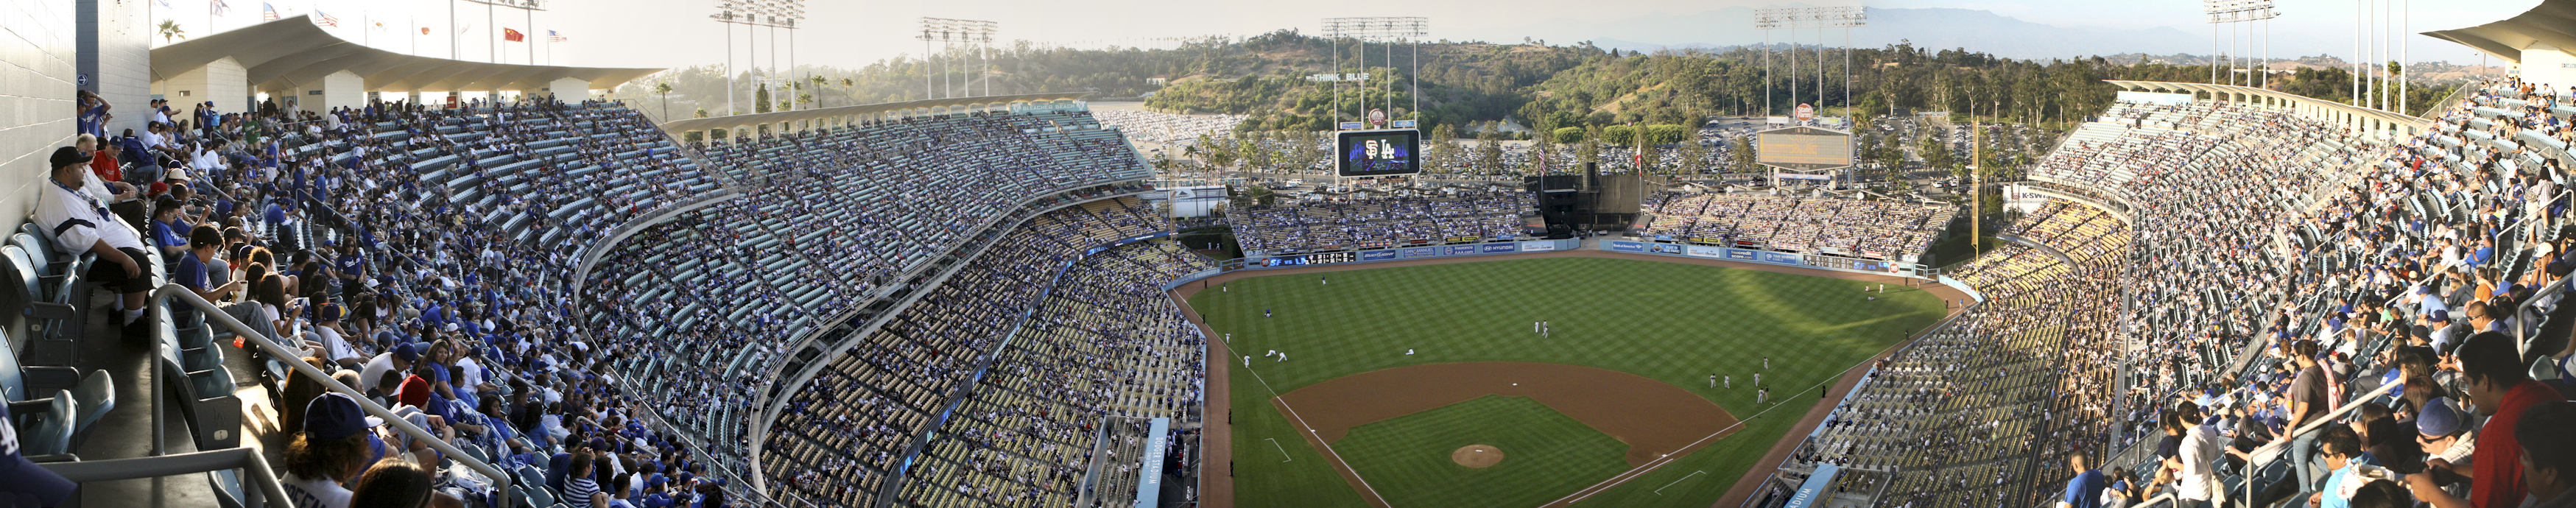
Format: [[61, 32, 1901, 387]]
[[1686, 245, 1726, 258], [1401, 247, 1437, 258], [1481, 244, 1518, 253], [1610, 241, 1647, 253], [1725, 249, 1757, 261], [1362, 250, 1399, 261], [1445, 245, 1479, 256], [1647, 243, 1685, 254], [1760, 251, 1804, 265], [1518, 241, 1556, 253]]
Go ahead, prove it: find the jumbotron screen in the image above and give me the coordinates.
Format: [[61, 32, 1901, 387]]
[[1337, 129, 1421, 177]]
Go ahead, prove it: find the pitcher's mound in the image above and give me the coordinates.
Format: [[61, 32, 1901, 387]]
[[1451, 445, 1505, 468]]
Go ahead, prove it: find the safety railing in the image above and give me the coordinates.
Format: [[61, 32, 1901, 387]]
[[38, 448, 292, 507], [150, 285, 515, 497], [2227, 379, 2404, 506]]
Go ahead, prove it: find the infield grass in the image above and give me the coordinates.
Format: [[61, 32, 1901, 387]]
[[1196, 256, 1951, 508], [1334, 395, 1631, 508]]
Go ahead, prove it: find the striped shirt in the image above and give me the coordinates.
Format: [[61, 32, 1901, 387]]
[[565, 478, 602, 508]]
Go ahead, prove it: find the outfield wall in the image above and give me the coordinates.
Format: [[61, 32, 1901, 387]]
[[1160, 238, 1583, 290], [1600, 240, 1932, 280]]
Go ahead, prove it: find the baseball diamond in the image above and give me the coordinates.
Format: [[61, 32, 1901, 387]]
[[1176, 252, 1966, 508]]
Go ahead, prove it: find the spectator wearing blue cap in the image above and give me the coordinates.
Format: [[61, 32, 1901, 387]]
[[2419, 397, 2473, 470], [281, 393, 384, 508]]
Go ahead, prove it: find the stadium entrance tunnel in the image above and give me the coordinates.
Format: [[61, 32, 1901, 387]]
[[1277, 361, 1737, 466]]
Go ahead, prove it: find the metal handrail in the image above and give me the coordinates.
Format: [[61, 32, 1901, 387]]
[[40, 448, 292, 507], [149, 285, 514, 493], [2229, 378, 2404, 504]]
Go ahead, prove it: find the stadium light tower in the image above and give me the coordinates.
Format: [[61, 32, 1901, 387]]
[[711, 0, 803, 117], [1322, 17, 1428, 130], [916, 18, 999, 100], [2203, 0, 2277, 89], [1754, 6, 1864, 121]]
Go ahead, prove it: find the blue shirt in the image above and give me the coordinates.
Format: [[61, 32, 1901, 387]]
[[2061, 469, 2106, 508], [78, 105, 108, 139], [173, 251, 208, 291]]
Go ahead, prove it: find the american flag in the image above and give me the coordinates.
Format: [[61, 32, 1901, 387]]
[[210, 0, 229, 16], [314, 10, 338, 27], [262, 2, 278, 21], [548, 29, 567, 43]]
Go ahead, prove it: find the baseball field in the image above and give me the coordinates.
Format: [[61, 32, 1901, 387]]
[[1182, 255, 1955, 508]]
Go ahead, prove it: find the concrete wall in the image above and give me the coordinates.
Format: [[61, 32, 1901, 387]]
[[77, 0, 149, 137], [2522, 43, 2576, 96], [1, 0, 80, 238], [545, 77, 589, 99], [157, 56, 248, 113], [319, 70, 364, 112]]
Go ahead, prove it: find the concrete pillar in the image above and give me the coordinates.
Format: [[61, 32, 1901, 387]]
[[317, 70, 365, 113], [78, 0, 152, 136], [155, 56, 250, 117]]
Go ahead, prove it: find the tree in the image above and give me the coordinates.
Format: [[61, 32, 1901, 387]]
[[755, 84, 773, 113], [655, 82, 675, 120], [157, 20, 186, 43], [810, 76, 828, 108], [1730, 135, 1756, 174], [1604, 125, 1636, 146], [1552, 127, 1586, 144]]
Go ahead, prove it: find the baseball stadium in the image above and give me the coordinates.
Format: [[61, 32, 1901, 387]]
[[3, 1, 2575, 508]]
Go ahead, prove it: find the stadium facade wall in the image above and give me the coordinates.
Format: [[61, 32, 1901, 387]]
[[151, 56, 247, 112], [0, 0, 80, 240], [77, 0, 149, 137]]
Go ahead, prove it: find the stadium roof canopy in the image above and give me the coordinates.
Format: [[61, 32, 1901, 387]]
[[151, 15, 662, 94], [2421, 0, 2576, 64], [658, 91, 1095, 133]]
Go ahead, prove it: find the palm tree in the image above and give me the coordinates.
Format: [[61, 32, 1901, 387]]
[[157, 20, 186, 44], [809, 76, 828, 107], [654, 82, 675, 120]]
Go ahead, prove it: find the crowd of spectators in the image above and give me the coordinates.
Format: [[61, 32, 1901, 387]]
[[1231, 187, 1533, 253], [38, 91, 747, 508], [1772, 80, 2576, 508], [759, 197, 1206, 508], [1637, 191, 1953, 259]]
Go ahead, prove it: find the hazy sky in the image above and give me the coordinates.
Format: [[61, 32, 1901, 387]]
[[155, 0, 2540, 71]]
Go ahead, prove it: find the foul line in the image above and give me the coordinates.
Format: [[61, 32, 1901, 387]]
[[1242, 362, 1393, 508], [1653, 470, 1708, 495], [1540, 358, 1866, 508], [1264, 438, 1293, 462]]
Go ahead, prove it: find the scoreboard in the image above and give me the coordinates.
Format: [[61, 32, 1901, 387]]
[[1262, 252, 1359, 267], [1756, 125, 1856, 171], [1337, 129, 1421, 177]]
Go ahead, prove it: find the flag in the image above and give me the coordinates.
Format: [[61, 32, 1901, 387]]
[[262, 2, 278, 21], [314, 10, 338, 27], [548, 29, 567, 43], [503, 28, 524, 42], [374, 21, 387, 31], [422, 27, 432, 35], [158, 0, 172, 8], [210, 0, 229, 16]]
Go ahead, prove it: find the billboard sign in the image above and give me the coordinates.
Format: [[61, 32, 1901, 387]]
[[1757, 126, 1857, 171], [1760, 251, 1803, 265], [1361, 250, 1398, 261], [1795, 103, 1815, 121], [1518, 241, 1555, 253], [1480, 243, 1518, 253], [1725, 249, 1758, 261], [1610, 241, 1647, 253], [1686, 245, 1726, 258], [1444, 245, 1479, 256], [1401, 247, 1438, 258]]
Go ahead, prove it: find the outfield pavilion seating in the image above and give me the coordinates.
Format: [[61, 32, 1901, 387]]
[[761, 197, 1193, 508], [1232, 188, 1533, 253], [1637, 191, 1952, 259]]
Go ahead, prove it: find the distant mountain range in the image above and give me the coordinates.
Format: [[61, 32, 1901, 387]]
[[1466, 7, 2217, 60]]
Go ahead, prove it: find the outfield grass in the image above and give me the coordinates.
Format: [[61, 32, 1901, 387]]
[[1195, 257, 1951, 508], [1334, 395, 1632, 508]]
